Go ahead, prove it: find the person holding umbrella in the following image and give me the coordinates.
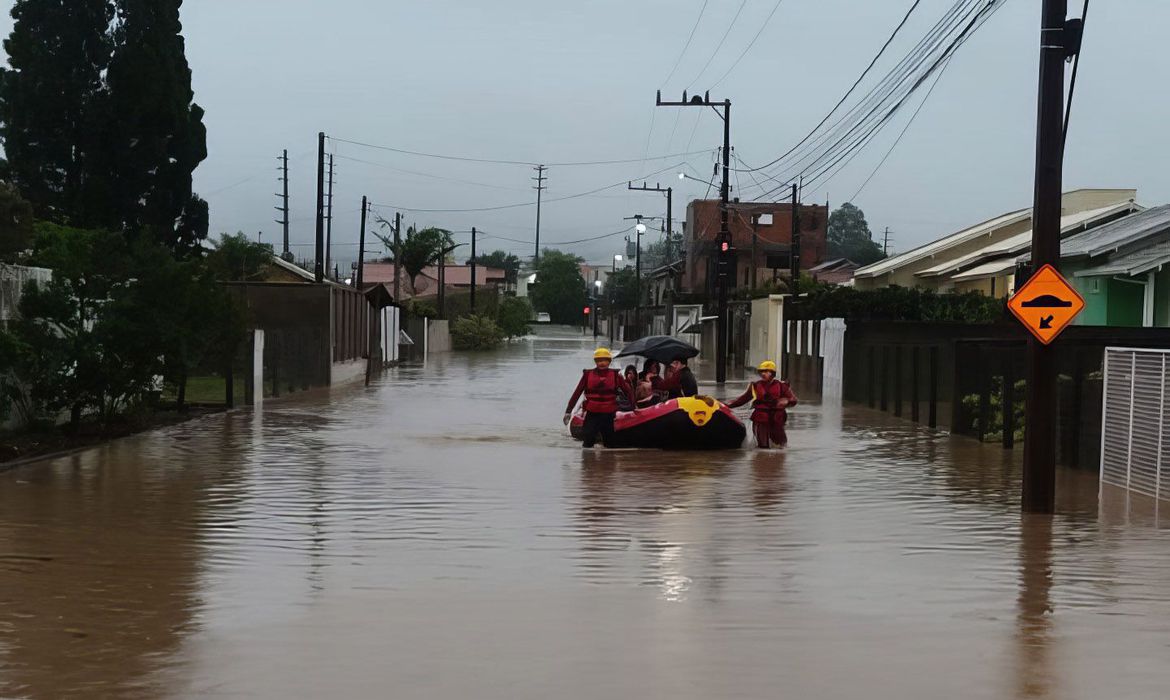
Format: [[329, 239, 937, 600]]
[[564, 348, 637, 448], [726, 360, 798, 448]]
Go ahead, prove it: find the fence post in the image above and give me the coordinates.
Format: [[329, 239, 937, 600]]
[[911, 346, 921, 423], [978, 350, 991, 443], [894, 346, 904, 418], [1003, 352, 1015, 449], [929, 346, 939, 429], [880, 346, 889, 412], [868, 345, 876, 409]]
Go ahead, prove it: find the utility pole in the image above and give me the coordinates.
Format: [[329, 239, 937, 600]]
[[533, 165, 547, 264], [276, 149, 290, 258], [470, 227, 477, 312], [393, 212, 402, 302], [1023, 0, 1074, 514], [628, 181, 675, 333], [883, 227, 892, 256], [624, 213, 648, 339], [790, 183, 801, 295], [357, 196, 368, 288], [315, 132, 325, 283], [750, 212, 760, 290], [657, 90, 732, 382], [325, 154, 335, 280]]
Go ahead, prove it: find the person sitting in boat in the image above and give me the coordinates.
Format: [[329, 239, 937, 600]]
[[659, 357, 698, 398], [564, 348, 638, 448], [635, 367, 658, 408], [726, 360, 798, 448], [617, 364, 639, 411]]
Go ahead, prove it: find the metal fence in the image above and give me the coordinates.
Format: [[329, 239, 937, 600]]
[[1101, 348, 1170, 500]]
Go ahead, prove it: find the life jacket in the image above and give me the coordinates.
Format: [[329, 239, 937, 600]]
[[750, 379, 786, 411], [583, 369, 622, 413]]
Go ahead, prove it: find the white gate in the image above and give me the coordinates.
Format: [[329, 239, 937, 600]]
[[1100, 348, 1170, 500], [820, 318, 846, 399]]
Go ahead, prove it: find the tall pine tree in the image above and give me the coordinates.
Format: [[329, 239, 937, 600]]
[[0, 0, 114, 222], [102, 0, 207, 251]]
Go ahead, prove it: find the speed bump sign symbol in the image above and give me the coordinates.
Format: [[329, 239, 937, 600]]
[[1008, 264, 1085, 344]]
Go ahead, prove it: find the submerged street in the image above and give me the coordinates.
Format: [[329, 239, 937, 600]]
[[2, 327, 1169, 699]]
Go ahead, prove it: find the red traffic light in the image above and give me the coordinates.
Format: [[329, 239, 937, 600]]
[[583, 306, 591, 315], [721, 241, 730, 252]]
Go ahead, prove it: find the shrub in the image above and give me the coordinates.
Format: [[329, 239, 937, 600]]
[[496, 297, 532, 339], [451, 315, 504, 351], [798, 284, 1005, 323]]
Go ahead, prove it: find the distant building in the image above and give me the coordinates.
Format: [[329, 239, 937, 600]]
[[360, 263, 505, 299], [682, 199, 828, 294], [808, 258, 860, 286]]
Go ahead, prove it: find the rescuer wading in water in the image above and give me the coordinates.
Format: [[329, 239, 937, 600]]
[[564, 348, 637, 448], [726, 360, 797, 448]]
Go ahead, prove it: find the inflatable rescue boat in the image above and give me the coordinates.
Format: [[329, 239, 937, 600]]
[[570, 396, 746, 450]]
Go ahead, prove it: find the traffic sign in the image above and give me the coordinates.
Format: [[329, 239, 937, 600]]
[[1008, 264, 1085, 344]]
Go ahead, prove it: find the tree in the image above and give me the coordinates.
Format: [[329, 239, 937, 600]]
[[828, 202, 886, 266], [496, 296, 532, 339], [530, 249, 586, 324], [207, 232, 275, 282], [450, 315, 503, 351], [374, 222, 452, 295], [99, 0, 208, 250], [605, 267, 640, 310], [0, 0, 114, 221], [0, 181, 35, 261], [472, 250, 522, 285]]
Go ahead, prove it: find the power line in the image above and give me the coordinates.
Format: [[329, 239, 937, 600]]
[[662, 0, 709, 88], [332, 154, 524, 191], [711, 0, 788, 88], [686, 0, 749, 90], [329, 135, 709, 168]]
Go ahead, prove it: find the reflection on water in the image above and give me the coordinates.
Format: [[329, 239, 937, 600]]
[[1, 327, 1169, 699]]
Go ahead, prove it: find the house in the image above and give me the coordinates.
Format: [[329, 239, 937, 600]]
[[853, 189, 1138, 291], [808, 258, 860, 286], [682, 199, 828, 295], [360, 263, 505, 299]]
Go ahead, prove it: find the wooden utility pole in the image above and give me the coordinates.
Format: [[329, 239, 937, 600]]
[[393, 212, 402, 302], [790, 184, 801, 294], [325, 154, 335, 279], [1022, 0, 1071, 514], [470, 227, 477, 312], [315, 132, 325, 283]]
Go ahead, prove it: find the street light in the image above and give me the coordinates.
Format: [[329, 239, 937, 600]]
[[635, 222, 647, 234], [678, 171, 719, 188], [610, 254, 623, 343]]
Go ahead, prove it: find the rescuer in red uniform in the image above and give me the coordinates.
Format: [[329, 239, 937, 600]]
[[564, 348, 637, 448], [727, 360, 797, 448]]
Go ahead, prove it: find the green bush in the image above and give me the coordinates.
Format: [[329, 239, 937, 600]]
[[496, 297, 532, 339], [799, 284, 1005, 323], [451, 314, 504, 351]]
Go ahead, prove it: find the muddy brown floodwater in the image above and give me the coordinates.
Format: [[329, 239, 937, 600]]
[[2, 327, 1170, 699]]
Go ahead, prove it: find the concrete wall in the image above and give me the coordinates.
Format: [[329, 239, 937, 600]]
[[427, 319, 451, 354]]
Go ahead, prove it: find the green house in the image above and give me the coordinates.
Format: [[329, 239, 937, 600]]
[[1056, 205, 1170, 327]]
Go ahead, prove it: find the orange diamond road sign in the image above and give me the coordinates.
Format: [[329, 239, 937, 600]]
[[1008, 264, 1085, 344]]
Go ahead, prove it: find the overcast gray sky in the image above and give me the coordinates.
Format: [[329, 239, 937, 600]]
[[2, 0, 1166, 269]]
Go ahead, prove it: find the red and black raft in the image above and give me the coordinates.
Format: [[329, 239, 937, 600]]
[[570, 396, 746, 450]]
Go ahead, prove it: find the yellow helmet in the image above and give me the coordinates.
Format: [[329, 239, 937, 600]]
[[593, 347, 613, 360], [758, 360, 778, 373]]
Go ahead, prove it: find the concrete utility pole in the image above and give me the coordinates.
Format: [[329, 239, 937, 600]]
[[276, 149, 290, 257], [627, 181, 675, 333], [1023, 0, 1076, 514], [883, 227, 892, 255], [357, 196, 368, 288], [315, 132, 325, 283], [657, 90, 732, 382], [533, 165, 547, 264], [325, 154, 336, 280], [790, 184, 801, 294], [393, 212, 402, 303], [470, 227, 477, 312], [750, 213, 760, 290]]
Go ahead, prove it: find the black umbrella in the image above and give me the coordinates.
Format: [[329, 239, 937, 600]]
[[615, 335, 700, 364]]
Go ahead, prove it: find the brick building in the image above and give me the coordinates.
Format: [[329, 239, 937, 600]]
[[682, 199, 828, 294]]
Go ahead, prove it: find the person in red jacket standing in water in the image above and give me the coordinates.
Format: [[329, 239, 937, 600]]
[[564, 348, 637, 448], [726, 360, 798, 448]]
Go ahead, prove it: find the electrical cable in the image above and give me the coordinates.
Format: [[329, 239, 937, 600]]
[[662, 0, 710, 88], [1062, 0, 1090, 148], [711, 0, 788, 88], [329, 136, 709, 168], [685, 0, 749, 90]]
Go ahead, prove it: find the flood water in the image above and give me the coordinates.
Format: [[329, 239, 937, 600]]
[[2, 327, 1170, 699]]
